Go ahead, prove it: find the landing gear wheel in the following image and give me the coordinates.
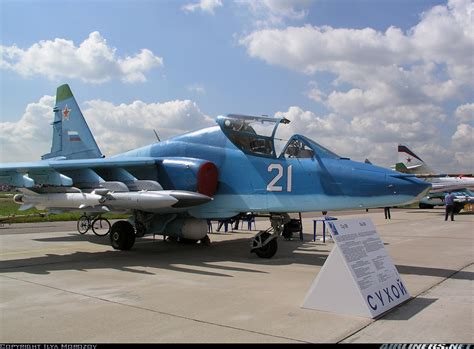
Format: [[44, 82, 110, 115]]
[[179, 238, 199, 244], [77, 215, 90, 234], [92, 217, 111, 236], [110, 221, 136, 250], [251, 231, 278, 259], [200, 235, 211, 246]]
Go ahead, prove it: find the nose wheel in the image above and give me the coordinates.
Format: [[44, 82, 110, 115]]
[[250, 231, 278, 258], [249, 213, 290, 259]]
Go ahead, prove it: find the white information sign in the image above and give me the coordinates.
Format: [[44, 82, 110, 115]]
[[302, 218, 410, 318]]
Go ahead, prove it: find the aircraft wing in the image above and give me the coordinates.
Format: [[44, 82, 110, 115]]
[[0, 156, 216, 211], [0, 157, 158, 190]]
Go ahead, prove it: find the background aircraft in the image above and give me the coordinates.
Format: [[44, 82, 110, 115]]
[[395, 144, 474, 192], [418, 189, 474, 212], [0, 85, 430, 258]]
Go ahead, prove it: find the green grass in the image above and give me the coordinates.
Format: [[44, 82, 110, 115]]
[[0, 193, 128, 223]]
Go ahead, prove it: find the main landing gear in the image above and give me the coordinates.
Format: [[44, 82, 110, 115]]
[[250, 214, 290, 259], [110, 221, 136, 250]]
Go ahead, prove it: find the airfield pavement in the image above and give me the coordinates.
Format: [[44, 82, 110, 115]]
[[0, 207, 472, 343]]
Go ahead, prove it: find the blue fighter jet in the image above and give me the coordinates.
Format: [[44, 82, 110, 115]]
[[0, 85, 431, 258]]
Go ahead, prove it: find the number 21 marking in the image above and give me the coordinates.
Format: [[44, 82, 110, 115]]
[[267, 164, 292, 192]]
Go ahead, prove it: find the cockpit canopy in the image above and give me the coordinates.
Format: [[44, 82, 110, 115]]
[[216, 114, 342, 160]]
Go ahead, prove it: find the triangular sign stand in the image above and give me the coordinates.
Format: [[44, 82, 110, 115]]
[[302, 244, 373, 317], [301, 218, 411, 318]]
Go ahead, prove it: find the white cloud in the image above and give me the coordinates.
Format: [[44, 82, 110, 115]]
[[0, 96, 212, 162], [0, 32, 163, 84], [272, 104, 472, 173], [454, 103, 474, 123], [239, 0, 473, 98], [452, 123, 473, 149], [240, 25, 412, 73], [452, 123, 473, 169], [187, 83, 207, 94], [0, 96, 55, 162], [237, 0, 314, 26], [84, 99, 213, 155], [239, 0, 474, 173], [306, 81, 326, 103], [182, 0, 223, 14]]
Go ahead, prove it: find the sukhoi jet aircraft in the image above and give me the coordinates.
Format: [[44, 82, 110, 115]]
[[0, 85, 431, 258]]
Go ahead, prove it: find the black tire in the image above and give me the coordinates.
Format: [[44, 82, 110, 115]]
[[179, 238, 199, 244], [77, 216, 90, 234], [254, 232, 278, 259], [92, 217, 111, 236], [110, 221, 136, 250], [419, 203, 434, 209]]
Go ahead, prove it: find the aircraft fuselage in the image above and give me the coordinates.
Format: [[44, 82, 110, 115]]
[[118, 125, 431, 219]]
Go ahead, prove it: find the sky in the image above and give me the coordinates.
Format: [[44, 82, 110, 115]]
[[1, 0, 473, 173]]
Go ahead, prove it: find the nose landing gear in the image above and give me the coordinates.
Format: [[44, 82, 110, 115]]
[[250, 213, 290, 258]]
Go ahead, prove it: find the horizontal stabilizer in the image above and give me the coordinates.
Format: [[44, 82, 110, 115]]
[[406, 164, 423, 170]]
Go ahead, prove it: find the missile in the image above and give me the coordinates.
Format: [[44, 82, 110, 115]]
[[13, 188, 212, 212], [101, 191, 179, 211], [98, 190, 212, 210], [13, 189, 104, 211]]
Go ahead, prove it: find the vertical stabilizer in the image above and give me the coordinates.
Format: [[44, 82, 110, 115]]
[[397, 144, 434, 175], [42, 84, 103, 160]]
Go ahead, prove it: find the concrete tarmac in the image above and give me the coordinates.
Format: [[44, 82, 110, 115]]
[[0, 208, 472, 343]]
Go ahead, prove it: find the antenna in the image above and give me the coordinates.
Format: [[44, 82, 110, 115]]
[[153, 129, 161, 142]]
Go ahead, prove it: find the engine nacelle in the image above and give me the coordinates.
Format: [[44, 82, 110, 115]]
[[166, 218, 208, 240], [157, 158, 218, 197]]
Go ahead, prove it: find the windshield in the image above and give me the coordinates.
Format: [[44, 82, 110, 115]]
[[302, 136, 342, 159], [216, 114, 342, 160], [217, 114, 289, 158]]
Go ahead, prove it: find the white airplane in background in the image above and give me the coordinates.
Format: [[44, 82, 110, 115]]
[[395, 144, 474, 192]]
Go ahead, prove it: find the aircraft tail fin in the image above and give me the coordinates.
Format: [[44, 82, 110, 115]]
[[42, 84, 103, 160], [397, 144, 433, 175]]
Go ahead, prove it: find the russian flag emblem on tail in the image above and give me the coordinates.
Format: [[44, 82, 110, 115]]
[[68, 130, 81, 142]]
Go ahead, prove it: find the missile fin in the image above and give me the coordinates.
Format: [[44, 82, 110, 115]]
[[19, 204, 35, 211]]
